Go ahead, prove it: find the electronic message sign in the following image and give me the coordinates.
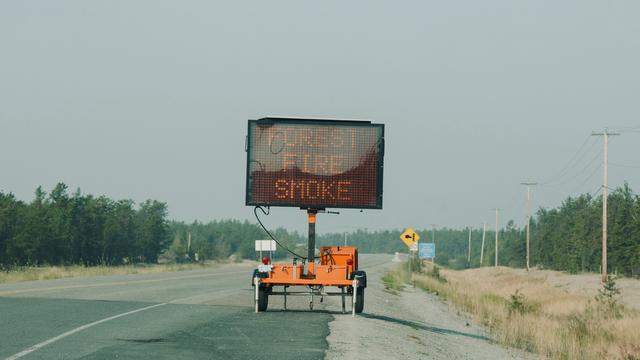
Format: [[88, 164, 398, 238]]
[[245, 117, 384, 209]]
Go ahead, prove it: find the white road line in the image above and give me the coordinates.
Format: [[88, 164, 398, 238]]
[[4, 260, 386, 359], [6, 303, 167, 360], [5, 276, 249, 359]]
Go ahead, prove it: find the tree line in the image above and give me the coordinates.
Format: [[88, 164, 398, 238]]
[[533, 184, 640, 276], [381, 184, 639, 277], [2, 183, 639, 277], [166, 220, 303, 263], [317, 184, 640, 277], [0, 183, 170, 267]]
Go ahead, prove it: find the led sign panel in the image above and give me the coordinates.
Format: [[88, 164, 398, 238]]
[[245, 118, 384, 209]]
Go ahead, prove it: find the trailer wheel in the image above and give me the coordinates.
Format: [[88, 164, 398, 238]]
[[354, 287, 364, 313], [257, 286, 269, 312]]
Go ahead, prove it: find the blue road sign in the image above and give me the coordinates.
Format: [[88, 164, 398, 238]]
[[419, 243, 435, 259]]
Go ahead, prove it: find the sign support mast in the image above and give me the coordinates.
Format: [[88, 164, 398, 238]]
[[307, 209, 317, 274]]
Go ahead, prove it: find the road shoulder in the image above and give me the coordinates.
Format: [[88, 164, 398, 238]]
[[325, 271, 533, 360]]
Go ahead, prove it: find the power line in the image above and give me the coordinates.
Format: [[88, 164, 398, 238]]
[[569, 159, 603, 196], [541, 147, 603, 190], [610, 162, 640, 169], [253, 206, 311, 260], [612, 125, 640, 132], [604, 185, 640, 197], [590, 185, 603, 198], [540, 135, 598, 185], [566, 148, 604, 185]]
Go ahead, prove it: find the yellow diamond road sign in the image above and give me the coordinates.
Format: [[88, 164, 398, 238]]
[[400, 228, 420, 248]]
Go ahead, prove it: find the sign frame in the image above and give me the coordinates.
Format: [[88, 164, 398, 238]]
[[419, 243, 435, 259], [255, 240, 277, 252], [245, 117, 385, 210]]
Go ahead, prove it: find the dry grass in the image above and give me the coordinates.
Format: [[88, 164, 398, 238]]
[[0, 262, 224, 284], [411, 264, 640, 360], [382, 264, 411, 292]]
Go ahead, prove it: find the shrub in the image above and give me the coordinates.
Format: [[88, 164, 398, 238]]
[[508, 289, 536, 316], [596, 275, 623, 319], [426, 265, 447, 283]]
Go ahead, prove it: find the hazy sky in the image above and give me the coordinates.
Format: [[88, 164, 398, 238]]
[[2, 1, 639, 234]]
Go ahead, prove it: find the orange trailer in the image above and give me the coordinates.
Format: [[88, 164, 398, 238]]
[[246, 117, 384, 315], [252, 211, 367, 314]]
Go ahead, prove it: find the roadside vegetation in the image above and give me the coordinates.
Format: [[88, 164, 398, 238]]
[[0, 183, 299, 269], [3, 182, 640, 287], [382, 265, 409, 292], [0, 183, 170, 267], [323, 184, 640, 277], [382, 257, 423, 292], [0, 262, 233, 284], [390, 262, 640, 360]]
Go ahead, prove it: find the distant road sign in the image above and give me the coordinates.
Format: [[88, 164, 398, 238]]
[[255, 240, 277, 252], [400, 228, 420, 248], [419, 243, 435, 259]]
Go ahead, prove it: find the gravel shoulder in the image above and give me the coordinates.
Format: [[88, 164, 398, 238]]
[[324, 257, 534, 360]]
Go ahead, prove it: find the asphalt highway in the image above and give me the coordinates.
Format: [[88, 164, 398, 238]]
[[1, 255, 526, 360], [0, 256, 388, 360]]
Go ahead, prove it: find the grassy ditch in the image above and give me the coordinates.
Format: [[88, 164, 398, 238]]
[[0, 262, 227, 284], [386, 262, 640, 359], [382, 265, 409, 292], [382, 256, 423, 293]]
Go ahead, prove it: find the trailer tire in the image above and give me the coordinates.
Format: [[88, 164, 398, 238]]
[[355, 287, 364, 313], [257, 286, 269, 312], [351, 271, 367, 288]]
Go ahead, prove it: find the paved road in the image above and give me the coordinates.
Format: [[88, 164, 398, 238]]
[[0, 255, 528, 359], [0, 256, 387, 360]]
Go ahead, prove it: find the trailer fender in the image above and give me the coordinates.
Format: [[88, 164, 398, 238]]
[[350, 270, 367, 288], [251, 269, 269, 286]]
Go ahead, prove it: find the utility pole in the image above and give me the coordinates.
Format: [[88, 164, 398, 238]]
[[592, 129, 619, 282], [480, 223, 487, 266], [344, 232, 347, 247], [492, 209, 501, 267], [521, 182, 537, 272], [467, 227, 472, 266], [429, 224, 437, 264]]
